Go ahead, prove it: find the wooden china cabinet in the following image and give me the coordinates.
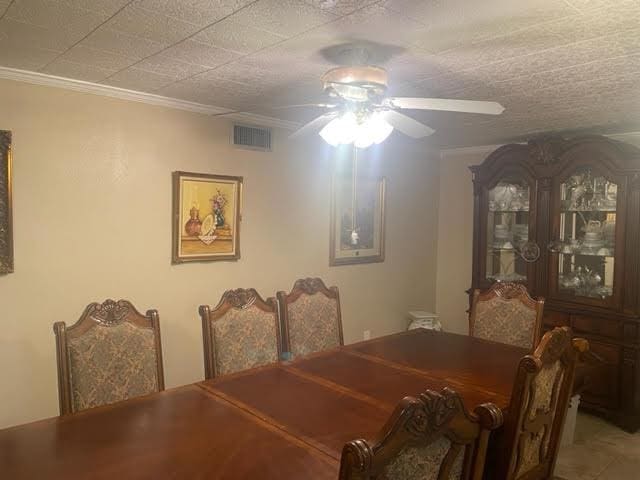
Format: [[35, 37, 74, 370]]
[[470, 135, 640, 431]]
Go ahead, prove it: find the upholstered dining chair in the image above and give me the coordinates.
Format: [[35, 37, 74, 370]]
[[199, 288, 281, 379], [469, 282, 545, 350], [53, 299, 165, 415], [493, 327, 584, 480], [277, 277, 343, 359], [339, 387, 503, 480]]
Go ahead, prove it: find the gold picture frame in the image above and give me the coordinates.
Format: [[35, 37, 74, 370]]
[[172, 171, 242, 264], [330, 171, 386, 266], [0, 130, 13, 275]]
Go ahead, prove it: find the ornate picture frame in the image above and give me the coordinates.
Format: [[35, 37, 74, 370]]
[[172, 171, 242, 264], [330, 171, 386, 266], [0, 130, 13, 275]]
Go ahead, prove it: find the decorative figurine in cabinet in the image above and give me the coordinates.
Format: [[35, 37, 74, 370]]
[[470, 135, 640, 431]]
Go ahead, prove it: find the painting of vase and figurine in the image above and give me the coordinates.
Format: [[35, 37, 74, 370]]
[[172, 171, 242, 263]]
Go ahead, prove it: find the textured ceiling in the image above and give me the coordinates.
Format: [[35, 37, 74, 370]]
[[0, 0, 639, 147]]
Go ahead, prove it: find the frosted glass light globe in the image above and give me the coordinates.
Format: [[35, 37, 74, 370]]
[[319, 111, 393, 149]]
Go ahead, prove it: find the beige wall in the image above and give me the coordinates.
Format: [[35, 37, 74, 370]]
[[435, 147, 494, 334], [0, 79, 439, 428]]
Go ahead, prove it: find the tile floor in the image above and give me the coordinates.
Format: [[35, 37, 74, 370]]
[[554, 413, 640, 479]]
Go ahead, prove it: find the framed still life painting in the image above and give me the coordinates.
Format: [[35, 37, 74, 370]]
[[330, 172, 386, 266], [172, 171, 242, 263], [0, 130, 12, 275]]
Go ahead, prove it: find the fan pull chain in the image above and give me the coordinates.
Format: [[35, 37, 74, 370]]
[[351, 146, 359, 245]]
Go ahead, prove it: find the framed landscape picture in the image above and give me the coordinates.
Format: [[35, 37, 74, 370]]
[[330, 173, 386, 266], [172, 171, 242, 264], [0, 130, 13, 275]]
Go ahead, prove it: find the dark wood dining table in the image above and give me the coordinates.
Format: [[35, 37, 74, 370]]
[[0, 329, 527, 479]]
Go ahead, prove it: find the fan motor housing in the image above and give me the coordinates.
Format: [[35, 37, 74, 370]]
[[321, 66, 388, 101]]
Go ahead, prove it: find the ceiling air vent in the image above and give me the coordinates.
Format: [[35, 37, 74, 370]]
[[233, 124, 272, 151]]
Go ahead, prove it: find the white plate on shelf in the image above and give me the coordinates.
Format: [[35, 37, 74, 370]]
[[201, 214, 215, 236]]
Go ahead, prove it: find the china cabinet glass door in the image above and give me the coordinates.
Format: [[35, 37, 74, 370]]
[[485, 179, 534, 283], [553, 168, 618, 301]]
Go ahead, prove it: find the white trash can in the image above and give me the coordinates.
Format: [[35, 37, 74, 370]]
[[560, 394, 580, 447], [408, 311, 442, 331]]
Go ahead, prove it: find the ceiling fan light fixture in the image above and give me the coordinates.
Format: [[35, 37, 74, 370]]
[[367, 111, 394, 144], [319, 111, 393, 148], [354, 113, 394, 148], [353, 133, 375, 149], [319, 112, 357, 146]]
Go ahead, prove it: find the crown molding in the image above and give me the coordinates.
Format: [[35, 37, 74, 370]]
[[440, 131, 640, 158], [0, 66, 300, 130], [226, 111, 300, 130], [440, 144, 505, 158]]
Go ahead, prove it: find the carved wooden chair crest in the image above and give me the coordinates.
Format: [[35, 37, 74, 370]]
[[339, 387, 503, 480], [199, 288, 281, 379], [277, 277, 343, 358], [495, 327, 584, 480], [53, 299, 165, 415], [469, 282, 544, 349]]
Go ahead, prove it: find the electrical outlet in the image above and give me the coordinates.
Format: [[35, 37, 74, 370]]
[[363, 330, 371, 340]]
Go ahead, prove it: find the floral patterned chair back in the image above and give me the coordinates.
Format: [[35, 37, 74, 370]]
[[495, 327, 584, 480], [53, 299, 165, 415], [199, 288, 281, 378], [277, 278, 343, 358], [339, 387, 503, 480], [469, 282, 544, 350]]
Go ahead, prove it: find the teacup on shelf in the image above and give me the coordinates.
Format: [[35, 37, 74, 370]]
[[559, 238, 581, 254]]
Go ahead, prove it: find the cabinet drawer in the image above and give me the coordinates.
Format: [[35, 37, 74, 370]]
[[571, 315, 622, 341], [543, 311, 570, 327], [622, 323, 640, 344]]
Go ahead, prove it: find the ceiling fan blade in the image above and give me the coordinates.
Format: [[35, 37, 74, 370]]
[[289, 112, 339, 139], [272, 103, 338, 110], [381, 110, 435, 139], [389, 97, 505, 115]]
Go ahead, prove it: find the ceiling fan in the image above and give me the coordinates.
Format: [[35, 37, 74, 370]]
[[288, 65, 505, 148]]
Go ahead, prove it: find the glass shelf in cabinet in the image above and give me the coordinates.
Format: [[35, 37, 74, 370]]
[[557, 285, 613, 300], [489, 247, 518, 252], [558, 250, 615, 258], [489, 209, 530, 213], [487, 273, 527, 282], [560, 209, 617, 213]]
